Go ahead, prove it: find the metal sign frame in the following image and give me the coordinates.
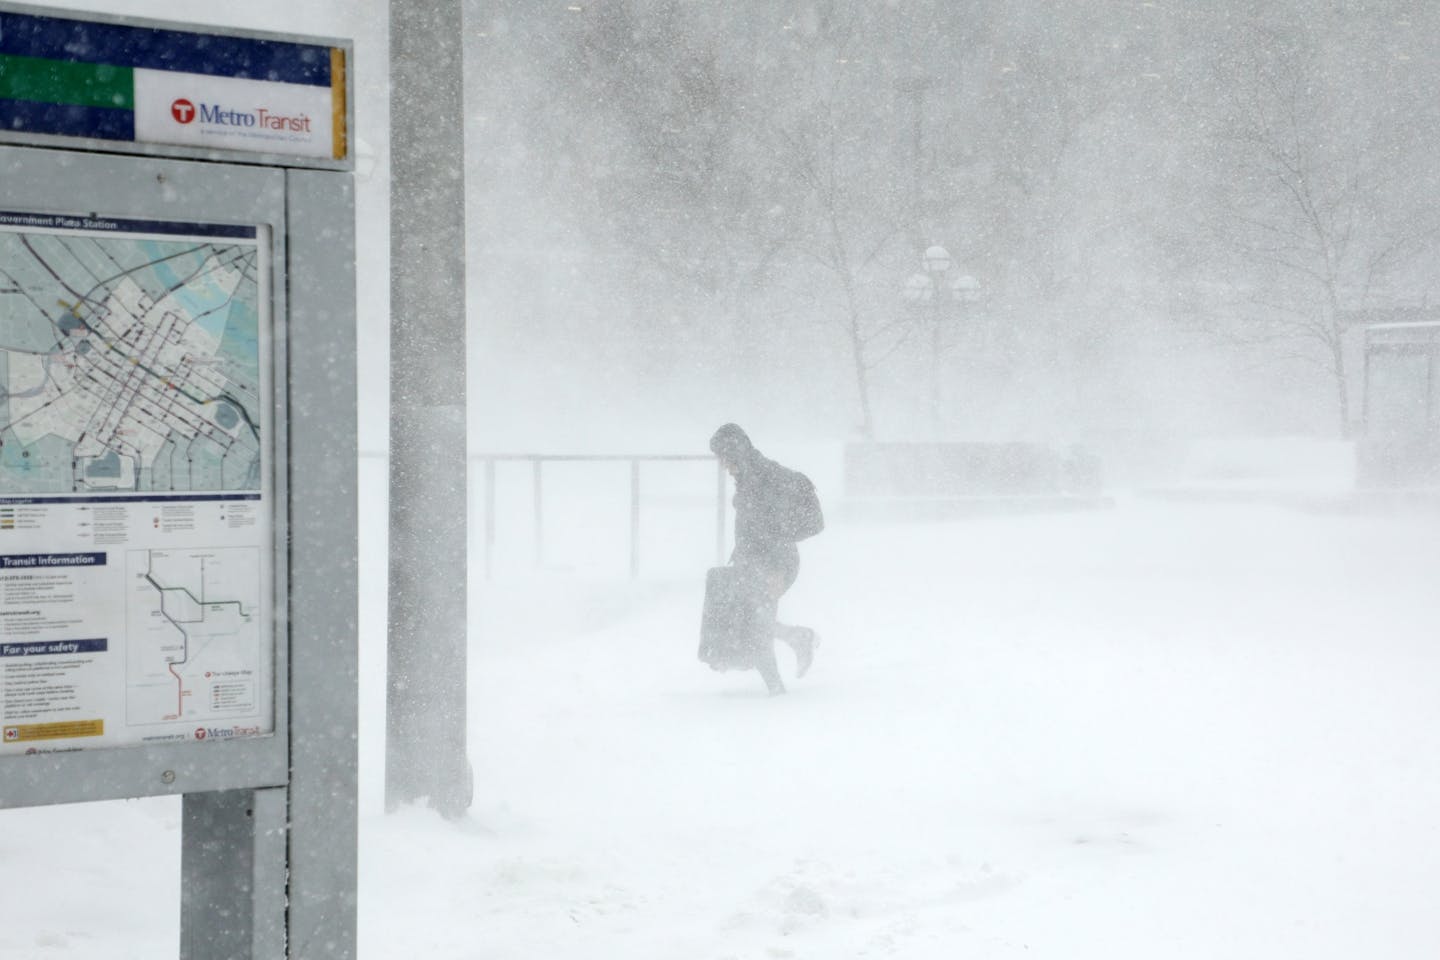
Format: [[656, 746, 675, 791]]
[[0, 146, 291, 802], [0, 6, 357, 958]]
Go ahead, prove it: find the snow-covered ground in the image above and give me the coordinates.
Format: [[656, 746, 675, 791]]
[[4, 465, 1439, 959]]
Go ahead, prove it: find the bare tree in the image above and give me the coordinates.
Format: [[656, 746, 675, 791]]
[[1205, 28, 1440, 434], [755, 4, 952, 439], [769, 107, 915, 437]]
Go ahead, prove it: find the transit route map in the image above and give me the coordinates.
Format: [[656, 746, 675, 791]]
[[0, 211, 263, 495], [0, 212, 274, 756]]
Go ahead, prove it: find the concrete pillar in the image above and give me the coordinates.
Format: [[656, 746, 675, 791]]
[[386, 0, 472, 817]]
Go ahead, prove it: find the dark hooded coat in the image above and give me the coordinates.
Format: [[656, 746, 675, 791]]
[[709, 424, 821, 591]]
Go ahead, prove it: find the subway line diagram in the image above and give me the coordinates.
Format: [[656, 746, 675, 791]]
[[126, 547, 261, 725]]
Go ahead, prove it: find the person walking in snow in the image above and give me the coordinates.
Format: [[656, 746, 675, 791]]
[[702, 423, 822, 695]]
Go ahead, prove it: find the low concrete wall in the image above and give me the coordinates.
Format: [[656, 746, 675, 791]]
[[845, 442, 1066, 498], [840, 442, 1108, 519]]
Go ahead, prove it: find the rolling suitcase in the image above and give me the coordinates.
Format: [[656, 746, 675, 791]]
[[698, 565, 765, 670]]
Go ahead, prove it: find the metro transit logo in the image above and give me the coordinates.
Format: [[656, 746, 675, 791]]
[[134, 68, 341, 159], [164, 96, 313, 134], [193, 725, 263, 741]]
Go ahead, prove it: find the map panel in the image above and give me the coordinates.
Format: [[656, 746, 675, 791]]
[[0, 211, 274, 756], [0, 213, 263, 495]]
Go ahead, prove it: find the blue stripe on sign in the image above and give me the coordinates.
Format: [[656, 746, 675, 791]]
[[0, 493, 261, 505], [0, 639, 109, 657], [0, 553, 107, 569], [0, 11, 332, 87], [0, 210, 259, 240], [0, 96, 134, 140]]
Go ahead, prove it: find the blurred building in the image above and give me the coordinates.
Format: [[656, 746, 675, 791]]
[[1349, 309, 1440, 488]]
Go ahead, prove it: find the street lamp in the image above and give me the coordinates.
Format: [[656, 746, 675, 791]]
[[902, 272, 933, 304], [902, 244, 980, 436], [951, 272, 980, 304], [923, 244, 952, 275]]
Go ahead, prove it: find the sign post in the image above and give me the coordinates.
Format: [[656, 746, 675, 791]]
[[0, 6, 357, 957]]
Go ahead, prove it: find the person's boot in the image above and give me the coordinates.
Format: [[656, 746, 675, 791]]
[[755, 647, 786, 695], [790, 628, 817, 679]]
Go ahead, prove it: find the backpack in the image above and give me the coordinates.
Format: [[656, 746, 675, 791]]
[[771, 468, 825, 542]]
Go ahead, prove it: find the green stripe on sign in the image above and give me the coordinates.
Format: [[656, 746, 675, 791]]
[[0, 54, 133, 110]]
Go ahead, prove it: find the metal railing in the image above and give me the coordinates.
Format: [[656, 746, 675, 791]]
[[360, 452, 728, 578], [475, 454, 727, 578]]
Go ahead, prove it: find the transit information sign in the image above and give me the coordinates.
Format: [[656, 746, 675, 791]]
[[0, 209, 274, 755], [0, 6, 349, 162]]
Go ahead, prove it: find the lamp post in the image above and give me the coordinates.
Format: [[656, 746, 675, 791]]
[[902, 244, 980, 436]]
